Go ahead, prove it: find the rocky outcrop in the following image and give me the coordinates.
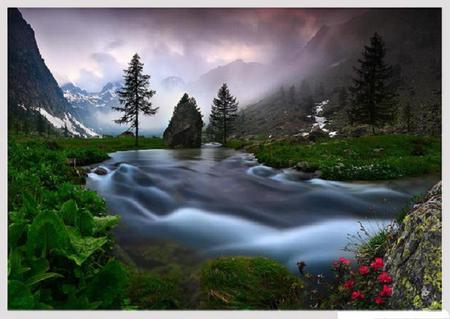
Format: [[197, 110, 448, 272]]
[[385, 181, 442, 310], [163, 93, 203, 148]]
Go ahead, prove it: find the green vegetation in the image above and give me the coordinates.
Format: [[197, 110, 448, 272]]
[[8, 135, 166, 309], [200, 256, 304, 309], [231, 135, 441, 180], [8, 138, 127, 309]]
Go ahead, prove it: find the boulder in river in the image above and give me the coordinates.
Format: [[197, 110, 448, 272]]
[[163, 93, 203, 148], [93, 166, 108, 175]]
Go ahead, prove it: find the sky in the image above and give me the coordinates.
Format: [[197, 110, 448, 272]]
[[20, 8, 365, 93]]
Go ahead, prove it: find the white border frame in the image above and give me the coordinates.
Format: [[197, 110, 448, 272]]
[[1, 1, 448, 319]]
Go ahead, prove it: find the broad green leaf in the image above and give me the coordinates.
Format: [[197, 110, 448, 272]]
[[25, 272, 63, 286], [93, 215, 120, 234], [27, 211, 71, 258], [66, 228, 108, 266], [8, 249, 30, 280], [8, 280, 35, 309], [77, 209, 94, 236], [59, 199, 78, 226]]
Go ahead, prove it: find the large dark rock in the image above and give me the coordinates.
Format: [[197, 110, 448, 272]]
[[163, 93, 203, 148], [385, 181, 442, 310]]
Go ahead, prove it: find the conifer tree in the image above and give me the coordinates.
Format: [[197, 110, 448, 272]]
[[209, 83, 239, 145], [349, 32, 397, 134], [113, 53, 157, 146]]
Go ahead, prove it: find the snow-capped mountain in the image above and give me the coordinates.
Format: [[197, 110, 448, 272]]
[[8, 9, 98, 138], [62, 81, 121, 110], [61, 81, 123, 134]]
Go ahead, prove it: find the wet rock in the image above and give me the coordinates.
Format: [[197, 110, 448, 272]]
[[295, 161, 317, 173], [93, 166, 108, 175], [385, 181, 441, 310], [163, 93, 203, 148]]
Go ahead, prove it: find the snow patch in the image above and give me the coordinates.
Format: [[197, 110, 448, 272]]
[[38, 108, 98, 137]]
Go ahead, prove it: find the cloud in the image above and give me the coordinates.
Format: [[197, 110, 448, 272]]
[[20, 8, 365, 90]]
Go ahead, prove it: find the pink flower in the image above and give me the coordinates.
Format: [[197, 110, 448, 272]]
[[379, 285, 393, 297], [351, 290, 365, 300], [370, 257, 384, 270], [374, 296, 384, 305], [378, 272, 393, 284], [339, 257, 350, 265], [343, 279, 355, 289], [332, 261, 340, 269], [359, 265, 370, 275]]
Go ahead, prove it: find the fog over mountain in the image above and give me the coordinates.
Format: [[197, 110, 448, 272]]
[[19, 8, 366, 135], [17, 8, 439, 136]]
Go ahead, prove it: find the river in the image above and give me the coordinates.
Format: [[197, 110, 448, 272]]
[[86, 145, 438, 275]]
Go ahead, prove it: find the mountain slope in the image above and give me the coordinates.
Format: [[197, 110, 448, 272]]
[[238, 8, 441, 138], [8, 8, 97, 137]]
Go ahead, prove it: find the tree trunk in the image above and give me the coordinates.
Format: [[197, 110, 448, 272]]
[[223, 112, 227, 145], [135, 110, 139, 147]]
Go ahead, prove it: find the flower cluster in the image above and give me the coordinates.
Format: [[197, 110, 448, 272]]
[[330, 256, 394, 309]]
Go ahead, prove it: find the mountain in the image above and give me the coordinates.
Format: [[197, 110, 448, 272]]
[[161, 76, 186, 91], [189, 59, 275, 106], [238, 8, 441, 138], [61, 81, 122, 134], [8, 8, 97, 137]]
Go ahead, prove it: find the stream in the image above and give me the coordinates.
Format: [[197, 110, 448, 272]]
[[86, 145, 438, 274]]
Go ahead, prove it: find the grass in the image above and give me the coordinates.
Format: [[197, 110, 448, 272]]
[[13, 135, 166, 166], [230, 135, 441, 180], [200, 256, 304, 310]]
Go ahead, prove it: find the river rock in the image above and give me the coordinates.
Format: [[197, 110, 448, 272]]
[[385, 181, 442, 310], [93, 166, 108, 175], [163, 93, 203, 148]]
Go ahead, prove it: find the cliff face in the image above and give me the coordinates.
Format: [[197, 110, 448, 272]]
[[385, 181, 442, 309], [163, 93, 203, 148], [8, 8, 96, 137]]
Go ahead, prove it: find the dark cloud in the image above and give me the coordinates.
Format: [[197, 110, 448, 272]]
[[20, 8, 365, 91]]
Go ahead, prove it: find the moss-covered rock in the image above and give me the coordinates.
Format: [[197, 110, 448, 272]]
[[385, 181, 441, 309], [199, 256, 304, 309]]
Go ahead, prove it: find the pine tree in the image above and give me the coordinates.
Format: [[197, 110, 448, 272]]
[[113, 53, 157, 146], [209, 83, 239, 145], [348, 32, 397, 134]]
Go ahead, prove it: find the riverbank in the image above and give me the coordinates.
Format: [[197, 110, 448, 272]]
[[227, 135, 441, 180], [8, 135, 441, 310]]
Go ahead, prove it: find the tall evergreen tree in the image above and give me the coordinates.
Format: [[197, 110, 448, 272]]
[[209, 83, 239, 145], [113, 53, 157, 146], [348, 32, 397, 134]]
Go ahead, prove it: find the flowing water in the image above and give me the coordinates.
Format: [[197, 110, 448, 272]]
[[86, 145, 439, 274]]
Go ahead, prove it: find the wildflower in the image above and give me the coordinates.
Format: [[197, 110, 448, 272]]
[[359, 265, 370, 275], [339, 257, 350, 265], [378, 272, 393, 284], [374, 296, 384, 305], [343, 279, 355, 289], [351, 290, 365, 300], [370, 257, 384, 270], [379, 285, 393, 297], [332, 261, 339, 269]]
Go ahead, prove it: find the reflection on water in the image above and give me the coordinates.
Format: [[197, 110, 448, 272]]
[[86, 147, 438, 274]]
